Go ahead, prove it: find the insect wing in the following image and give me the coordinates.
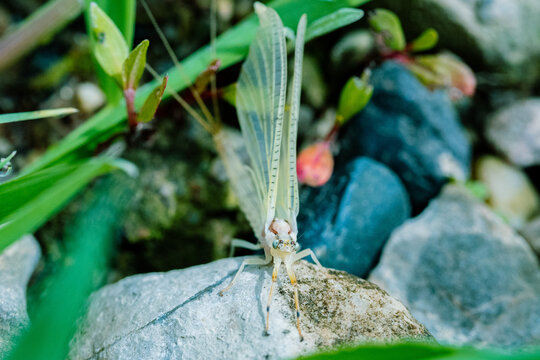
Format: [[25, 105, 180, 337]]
[[275, 15, 306, 232], [236, 3, 287, 228]]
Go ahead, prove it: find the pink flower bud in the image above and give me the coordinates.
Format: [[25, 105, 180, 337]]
[[297, 141, 334, 187]]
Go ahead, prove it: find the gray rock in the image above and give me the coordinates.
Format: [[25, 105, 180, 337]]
[[521, 216, 540, 255], [369, 185, 540, 347], [475, 156, 539, 228], [485, 99, 540, 167], [376, 0, 540, 86], [340, 62, 471, 210], [298, 157, 411, 277], [70, 258, 431, 360], [0, 235, 41, 355]]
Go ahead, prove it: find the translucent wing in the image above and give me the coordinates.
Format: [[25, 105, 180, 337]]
[[214, 129, 264, 237], [275, 15, 306, 232], [236, 3, 287, 230]]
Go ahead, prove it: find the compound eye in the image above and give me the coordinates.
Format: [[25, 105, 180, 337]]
[[294, 242, 300, 252], [272, 239, 279, 249]]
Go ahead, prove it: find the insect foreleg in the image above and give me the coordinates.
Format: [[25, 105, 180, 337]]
[[265, 257, 282, 336], [219, 252, 272, 296], [228, 238, 263, 257], [285, 261, 304, 341], [293, 248, 324, 269]]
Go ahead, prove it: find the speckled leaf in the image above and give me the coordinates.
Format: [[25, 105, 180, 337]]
[[89, 2, 129, 80]]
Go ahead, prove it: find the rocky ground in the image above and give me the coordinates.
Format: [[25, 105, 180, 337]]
[[1, 0, 540, 358]]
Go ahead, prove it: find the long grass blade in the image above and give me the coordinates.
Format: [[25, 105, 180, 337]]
[[0, 108, 78, 124]]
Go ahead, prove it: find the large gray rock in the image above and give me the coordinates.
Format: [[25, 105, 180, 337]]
[[485, 99, 540, 167], [376, 0, 540, 86], [0, 235, 41, 355], [70, 258, 430, 360], [370, 185, 540, 347]]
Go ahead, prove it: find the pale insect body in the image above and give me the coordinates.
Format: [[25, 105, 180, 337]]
[[141, 0, 325, 340], [217, 3, 325, 341]]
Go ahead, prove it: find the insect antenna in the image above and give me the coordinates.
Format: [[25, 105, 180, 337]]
[[138, 0, 219, 133]]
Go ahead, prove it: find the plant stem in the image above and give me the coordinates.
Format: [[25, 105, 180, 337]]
[[0, 0, 82, 72]]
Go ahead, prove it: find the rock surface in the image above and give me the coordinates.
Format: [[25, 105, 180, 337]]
[[376, 0, 540, 86], [369, 185, 540, 347], [0, 235, 41, 355], [485, 99, 540, 167], [522, 216, 540, 256], [70, 258, 431, 360], [298, 157, 410, 277], [340, 62, 471, 211], [475, 156, 539, 228]]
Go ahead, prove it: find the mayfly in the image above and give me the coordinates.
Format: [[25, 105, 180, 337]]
[[140, 0, 325, 340]]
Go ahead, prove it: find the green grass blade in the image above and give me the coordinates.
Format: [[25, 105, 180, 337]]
[[300, 343, 540, 360], [0, 158, 124, 253], [0, 108, 78, 124], [25, 0, 370, 174], [6, 178, 130, 360]]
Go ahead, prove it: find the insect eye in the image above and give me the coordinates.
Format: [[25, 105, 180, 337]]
[[272, 239, 279, 249]]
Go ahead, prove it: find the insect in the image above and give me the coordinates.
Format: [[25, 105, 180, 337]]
[[215, 4, 326, 341], [140, 0, 325, 340]]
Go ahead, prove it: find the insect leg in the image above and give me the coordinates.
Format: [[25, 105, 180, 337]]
[[219, 252, 272, 296], [265, 257, 282, 336], [285, 261, 304, 341], [228, 238, 262, 257], [293, 248, 324, 269]]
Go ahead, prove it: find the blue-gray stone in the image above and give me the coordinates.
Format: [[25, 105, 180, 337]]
[[339, 61, 471, 211], [370, 185, 540, 347], [297, 157, 411, 277]]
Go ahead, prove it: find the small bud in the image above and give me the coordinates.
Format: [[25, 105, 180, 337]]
[[407, 53, 476, 98], [297, 141, 334, 187]]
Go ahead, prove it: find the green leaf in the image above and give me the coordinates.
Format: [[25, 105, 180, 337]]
[[222, 83, 237, 107], [409, 28, 439, 52], [122, 39, 149, 90], [0, 151, 16, 175], [0, 158, 125, 253], [137, 76, 168, 123], [300, 342, 540, 360], [336, 70, 373, 125], [305, 8, 364, 41], [89, 2, 129, 81], [24, 0, 371, 174], [0, 108, 78, 124], [368, 8, 405, 51]]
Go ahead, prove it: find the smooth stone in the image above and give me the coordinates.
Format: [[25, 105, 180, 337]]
[[475, 156, 539, 228], [69, 258, 431, 360], [521, 216, 540, 255], [0, 235, 41, 355], [340, 61, 471, 211], [75, 82, 105, 114], [369, 185, 540, 347], [297, 157, 411, 277], [485, 98, 540, 167], [375, 0, 540, 86]]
